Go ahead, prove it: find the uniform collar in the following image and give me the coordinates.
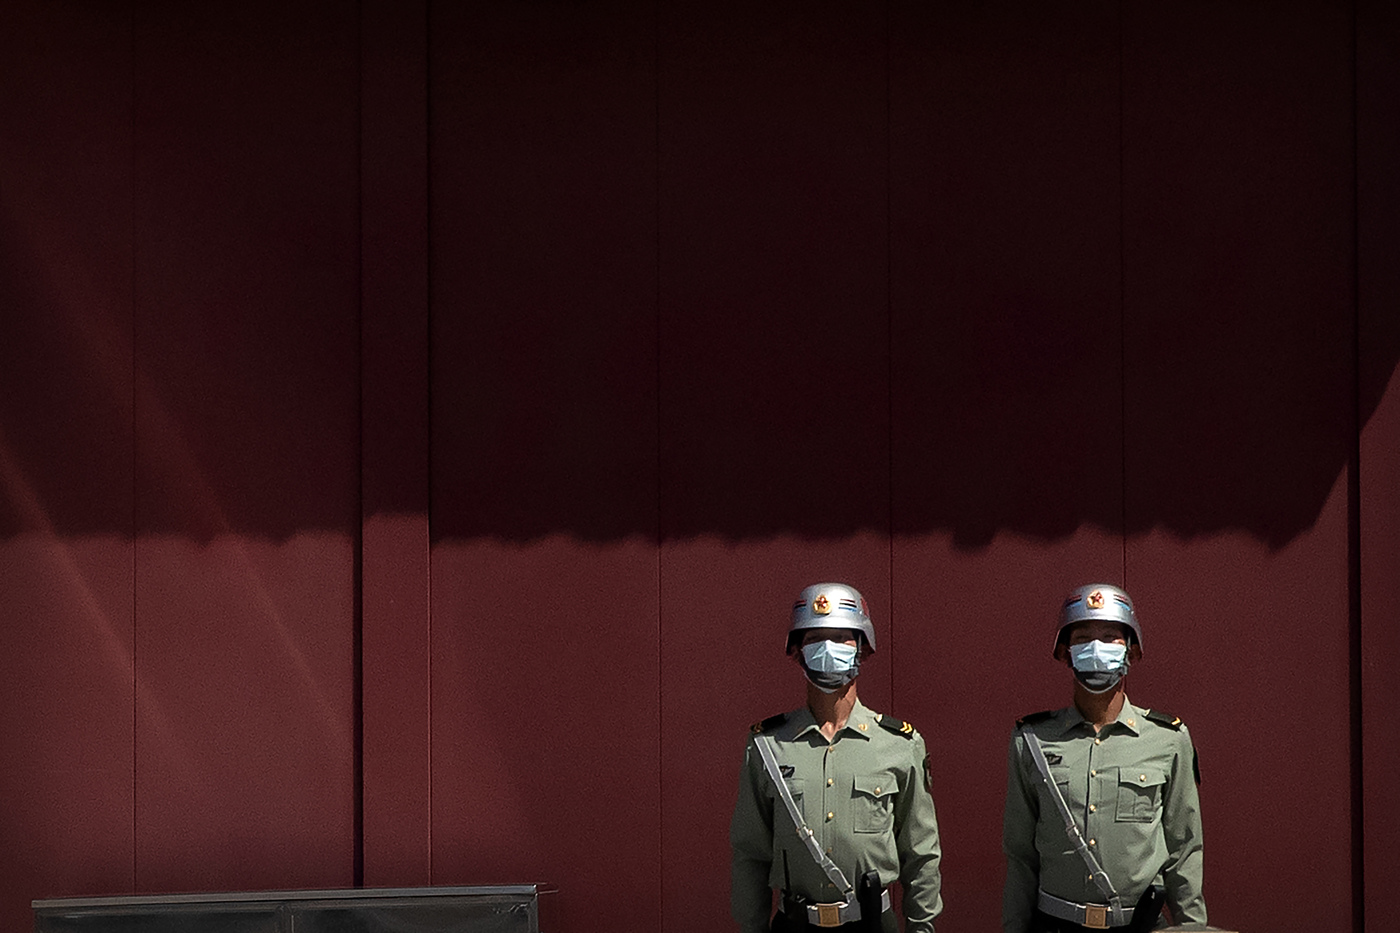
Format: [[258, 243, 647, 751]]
[[1050, 696, 1143, 738], [790, 697, 877, 742]]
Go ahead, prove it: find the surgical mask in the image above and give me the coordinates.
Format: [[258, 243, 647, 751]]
[[800, 640, 861, 693], [1068, 640, 1129, 694]]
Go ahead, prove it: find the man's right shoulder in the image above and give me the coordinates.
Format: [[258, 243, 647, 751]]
[[1015, 708, 1058, 727], [749, 712, 789, 735]]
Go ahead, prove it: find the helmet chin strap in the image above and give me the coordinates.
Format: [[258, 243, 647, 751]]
[[802, 660, 859, 693], [1074, 669, 1125, 694]]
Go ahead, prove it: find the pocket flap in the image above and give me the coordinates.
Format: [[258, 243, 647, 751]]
[[853, 771, 897, 798], [770, 776, 804, 798], [1119, 766, 1165, 788]]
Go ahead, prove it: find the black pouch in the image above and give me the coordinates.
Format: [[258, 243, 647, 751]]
[[1128, 884, 1166, 933], [778, 894, 812, 932], [856, 870, 883, 933]]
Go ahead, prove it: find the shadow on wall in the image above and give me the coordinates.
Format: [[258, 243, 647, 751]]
[[430, 301, 1393, 549], [2, 263, 1395, 549], [1, 0, 1395, 550]]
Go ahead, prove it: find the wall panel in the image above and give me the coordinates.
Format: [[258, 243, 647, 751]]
[[1122, 2, 1355, 928], [0, 3, 136, 931], [1359, 0, 1400, 924], [360, 0, 433, 888], [655, 3, 891, 929], [427, 4, 660, 929], [888, 6, 1123, 926], [130, 0, 360, 893]]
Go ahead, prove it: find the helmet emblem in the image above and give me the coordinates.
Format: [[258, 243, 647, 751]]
[[812, 594, 832, 615], [1086, 590, 1105, 610]]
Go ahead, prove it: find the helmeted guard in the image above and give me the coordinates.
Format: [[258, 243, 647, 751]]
[[1002, 584, 1207, 932], [731, 583, 943, 933]]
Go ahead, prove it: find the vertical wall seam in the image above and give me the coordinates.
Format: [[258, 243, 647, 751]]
[[653, 1, 665, 925], [884, 0, 895, 708], [1349, 2, 1365, 930], [129, 0, 139, 892], [353, 0, 367, 891], [1117, 4, 1129, 588], [424, 0, 435, 884]]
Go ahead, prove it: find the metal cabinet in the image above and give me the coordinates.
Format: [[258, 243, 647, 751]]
[[33, 885, 555, 933]]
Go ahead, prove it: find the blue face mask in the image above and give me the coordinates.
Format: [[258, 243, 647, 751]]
[[1068, 640, 1129, 694], [800, 640, 861, 693]]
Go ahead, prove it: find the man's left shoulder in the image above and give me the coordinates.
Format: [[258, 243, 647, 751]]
[[870, 710, 919, 739], [1141, 708, 1186, 731]]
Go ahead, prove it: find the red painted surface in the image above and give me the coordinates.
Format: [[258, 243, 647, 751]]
[[0, 4, 136, 932], [426, 5, 661, 929], [1, 3, 1398, 933], [886, 11, 1128, 921], [1122, 6, 1356, 928], [890, 1, 1124, 549], [132, 536, 356, 891], [1359, 0, 1400, 925], [656, 4, 891, 917], [360, 0, 433, 888], [128, 0, 360, 895], [0, 540, 136, 922]]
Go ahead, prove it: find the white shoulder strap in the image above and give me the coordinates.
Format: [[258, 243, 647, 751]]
[[1021, 728, 1128, 927], [754, 734, 854, 899]]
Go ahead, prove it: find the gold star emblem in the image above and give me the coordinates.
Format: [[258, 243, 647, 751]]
[[812, 594, 831, 614], [1086, 590, 1105, 610]]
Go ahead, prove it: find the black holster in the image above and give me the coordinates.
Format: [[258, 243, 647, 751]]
[[1127, 884, 1166, 933], [856, 870, 883, 933], [777, 895, 811, 932]]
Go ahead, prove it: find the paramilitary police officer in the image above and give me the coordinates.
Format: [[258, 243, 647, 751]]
[[1002, 584, 1207, 933], [731, 583, 943, 933]]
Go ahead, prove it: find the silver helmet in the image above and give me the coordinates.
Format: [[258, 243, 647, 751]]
[[1054, 584, 1142, 655], [788, 582, 876, 653]]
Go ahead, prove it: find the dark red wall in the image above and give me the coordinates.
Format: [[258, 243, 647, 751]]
[[2, 2, 1398, 933]]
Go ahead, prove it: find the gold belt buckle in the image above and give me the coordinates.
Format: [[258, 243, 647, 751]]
[[815, 903, 842, 927], [1083, 904, 1109, 929]]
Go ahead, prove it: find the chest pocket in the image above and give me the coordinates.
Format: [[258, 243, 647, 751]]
[[1115, 767, 1166, 822], [852, 771, 897, 833], [769, 777, 807, 825], [1043, 766, 1072, 811]]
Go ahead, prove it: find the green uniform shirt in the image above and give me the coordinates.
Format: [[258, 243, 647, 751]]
[[1001, 698, 1206, 933], [730, 699, 943, 933]]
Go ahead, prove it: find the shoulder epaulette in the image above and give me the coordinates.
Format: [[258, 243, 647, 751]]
[[750, 713, 788, 735], [1145, 709, 1184, 730], [1016, 710, 1055, 726], [874, 712, 915, 738]]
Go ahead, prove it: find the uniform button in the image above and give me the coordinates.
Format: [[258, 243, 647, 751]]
[[827, 779, 834, 786], [1091, 770, 1098, 777], [875, 787, 882, 795], [1088, 839, 1097, 847], [1139, 774, 1147, 782], [1094, 738, 1102, 745], [826, 848, 832, 855], [827, 812, 835, 821], [1089, 805, 1097, 813], [1127, 719, 1136, 728]]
